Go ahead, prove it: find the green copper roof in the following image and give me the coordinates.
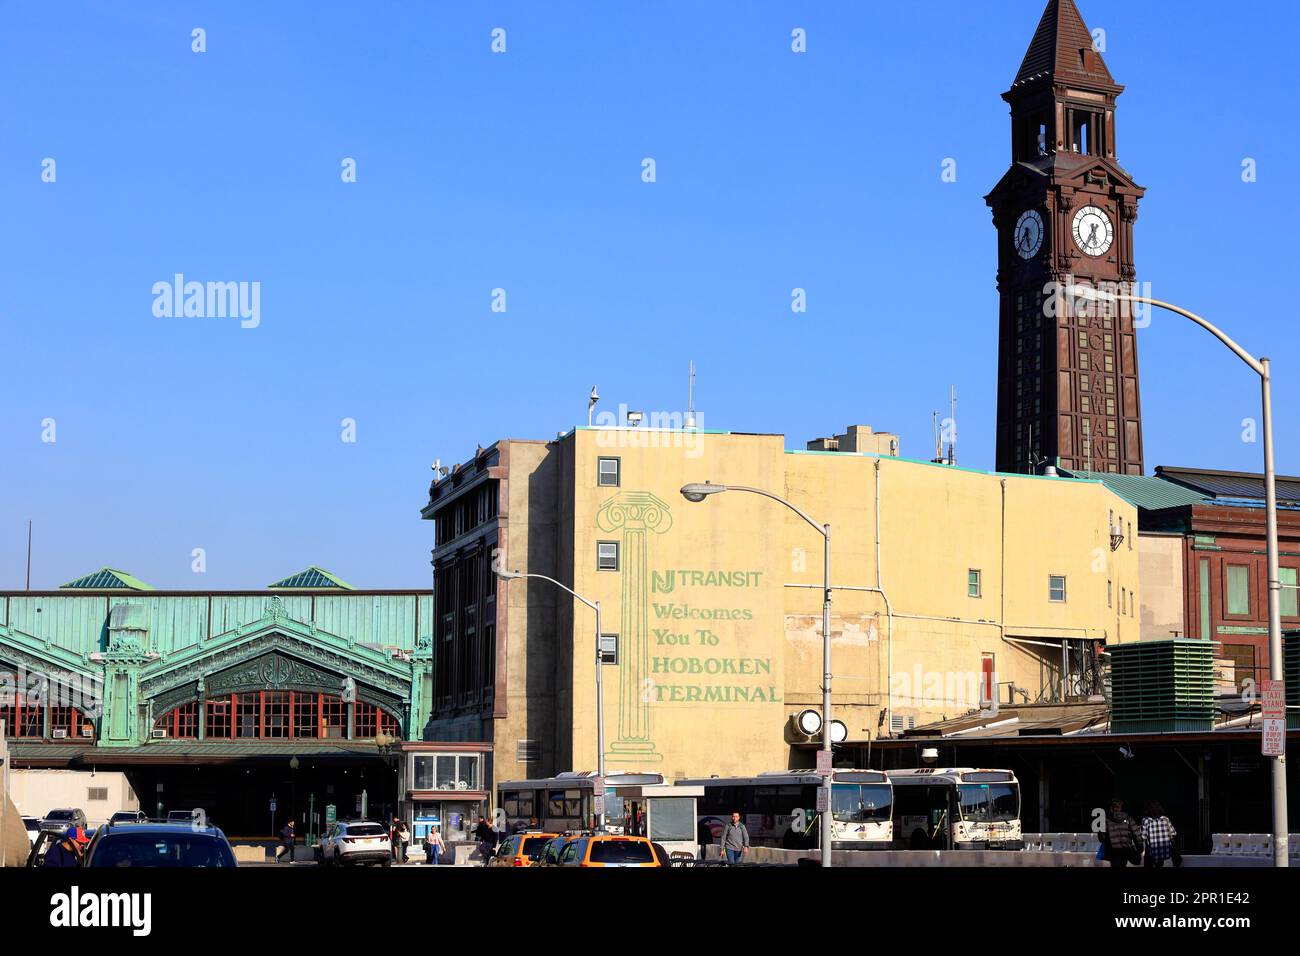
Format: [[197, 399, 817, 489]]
[[60, 567, 154, 591], [1063, 471, 1208, 511], [267, 567, 353, 590]]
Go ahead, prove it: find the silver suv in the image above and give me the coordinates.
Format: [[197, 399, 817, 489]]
[[39, 808, 87, 833], [317, 820, 392, 866]]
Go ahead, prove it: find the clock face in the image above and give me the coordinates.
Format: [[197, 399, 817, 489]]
[[1014, 209, 1044, 259], [1072, 205, 1114, 256]]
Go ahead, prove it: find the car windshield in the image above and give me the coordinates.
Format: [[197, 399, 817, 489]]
[[25, 819, 41, 831], [111, 813, 139, 822], [45, 811, 75, 821], [344, 825, 386, 837], [589, 841, 653, 864], [958, 784, 1019, 823], [88, 834, 235, 868], [831, 784, 892, 823]]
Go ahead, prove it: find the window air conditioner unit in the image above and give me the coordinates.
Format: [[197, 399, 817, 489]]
[[51, 728, 68, 739], [80, 726, 95, 737], [151, 728, 168, 739]]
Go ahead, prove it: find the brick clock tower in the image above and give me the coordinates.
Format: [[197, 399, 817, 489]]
[[987, 0, 1146, 475]]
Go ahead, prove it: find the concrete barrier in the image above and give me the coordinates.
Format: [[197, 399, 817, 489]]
[[232, 845, 268, 864], [704, 844, 1105, 867]]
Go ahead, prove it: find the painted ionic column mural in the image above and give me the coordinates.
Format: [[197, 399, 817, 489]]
[[597, 492, 671, 762]]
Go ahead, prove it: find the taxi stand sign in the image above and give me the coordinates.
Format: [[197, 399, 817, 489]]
[[1262, 679, 1286, 757]]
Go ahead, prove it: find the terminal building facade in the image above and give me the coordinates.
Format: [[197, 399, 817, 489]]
[[1, 567, 492, 837], [422, 424, 1140, 786]]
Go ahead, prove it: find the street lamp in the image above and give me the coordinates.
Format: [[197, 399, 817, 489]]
[[1068, 285, 1289, 868], [680, 482, 836, 868], [496, 568, 608, 829]]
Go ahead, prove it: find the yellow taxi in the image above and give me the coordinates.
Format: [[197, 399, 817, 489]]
[[488, 831, 559, 867], [553, 834, 662, 868]]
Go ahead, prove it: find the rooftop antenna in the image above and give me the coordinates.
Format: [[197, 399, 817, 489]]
[[947, 385, 957, 467], [685, 361, 696, 429], [588, 385, 600, 427], [26, 520, 32, 591], [931, 411, 942, 464]]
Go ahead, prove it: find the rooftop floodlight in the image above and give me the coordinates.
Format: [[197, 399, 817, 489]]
[[680, 482, 727, 503]]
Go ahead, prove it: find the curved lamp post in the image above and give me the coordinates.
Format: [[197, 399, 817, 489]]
[[681, 482, 835, 868], [1069, 285, 1288, 868], [496, 569, 607, 830]]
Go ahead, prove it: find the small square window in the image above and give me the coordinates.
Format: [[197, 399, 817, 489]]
[[968, 569, 982, 598], [1049, 574, 1067, 603], [597, 457, 620, 487], [597, 541, 619, 571], [599, 633, 618, 664]]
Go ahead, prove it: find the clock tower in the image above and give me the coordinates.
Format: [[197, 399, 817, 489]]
[[987, 0, 1146, 475]]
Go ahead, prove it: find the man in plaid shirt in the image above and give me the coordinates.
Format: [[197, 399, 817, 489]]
[[1141, 802, 1177, 867]]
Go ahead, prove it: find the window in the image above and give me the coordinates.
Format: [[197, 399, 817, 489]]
[[1108, 580, 1112, 607], [597, 457, 620, 487], [1283, 568, 1298, 618], [968, 569, 982, 598], [599, 633, 619, 664], [597, 541, 619, 571], [1226, 564, 1251, 615], [1049, 575, 1067, 602], [1079, 352, 1089, 370], [1080, 395, 1091, 413], [1121, 588, 1126, 614], [87, 787, 109, 802], [1080, 373, 1090, 391], [1127, 521, 1132, 550]]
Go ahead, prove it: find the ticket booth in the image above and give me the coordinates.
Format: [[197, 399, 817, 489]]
[[398, 742, 492, 851], [612, 782, 703, 857]]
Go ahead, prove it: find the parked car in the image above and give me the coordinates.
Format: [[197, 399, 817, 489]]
[[317, 820, 391, 867], [22, 817, 41, 846], [83, 822, 237, 867], [108, 810, 149, 825], [537, 834, 582, 867], [554, 835, 662, 867], [489, 832, 559, 867], [39, 808, 87, 833]]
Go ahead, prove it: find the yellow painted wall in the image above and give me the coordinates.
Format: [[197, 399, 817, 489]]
[[496, 428, 1139, 783]]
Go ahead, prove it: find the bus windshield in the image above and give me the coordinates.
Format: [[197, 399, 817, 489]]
[[831, 784, 892, 823], [957, 783, 1019, 823]]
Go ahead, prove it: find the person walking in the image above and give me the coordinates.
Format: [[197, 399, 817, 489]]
[[719, 811, 750, 865], [473, 815, 497, 866], [277, 820, 296, 864], [388, 817, 403, 864], [1140, 802, 1178, 868], [1098, 798, 1143, 868], [425, 825, 444, 865]]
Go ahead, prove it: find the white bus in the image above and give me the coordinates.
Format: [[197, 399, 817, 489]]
[[496, 771, 664, 834], [886, 768, 1022, 850], [680, 770, 893, 850]]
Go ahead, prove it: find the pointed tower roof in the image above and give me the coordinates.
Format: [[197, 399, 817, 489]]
[[267, 566, 353, 590], [1011, 0, 1117, 91], [60, 567, 154, 590]]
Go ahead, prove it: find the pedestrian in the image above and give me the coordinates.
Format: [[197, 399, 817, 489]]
[[719, 811, 750, 865], [397, 820, 411, 863], [277, 820, 296, 864], [1140, 802, 1178, 868], [389, 817, 404, 864], [425, 825, 444, 865], [42, 826, 87, 868], [1098, 798, 1143, 868], [697, 819, 714, 861], [473, 814, 497, 866]]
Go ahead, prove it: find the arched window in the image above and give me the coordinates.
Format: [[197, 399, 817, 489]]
[[152, 691, 400, 740], [2, 672, 87, 738]]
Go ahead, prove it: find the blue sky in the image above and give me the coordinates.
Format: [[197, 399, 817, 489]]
[[2, 1, 1297, 589]]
